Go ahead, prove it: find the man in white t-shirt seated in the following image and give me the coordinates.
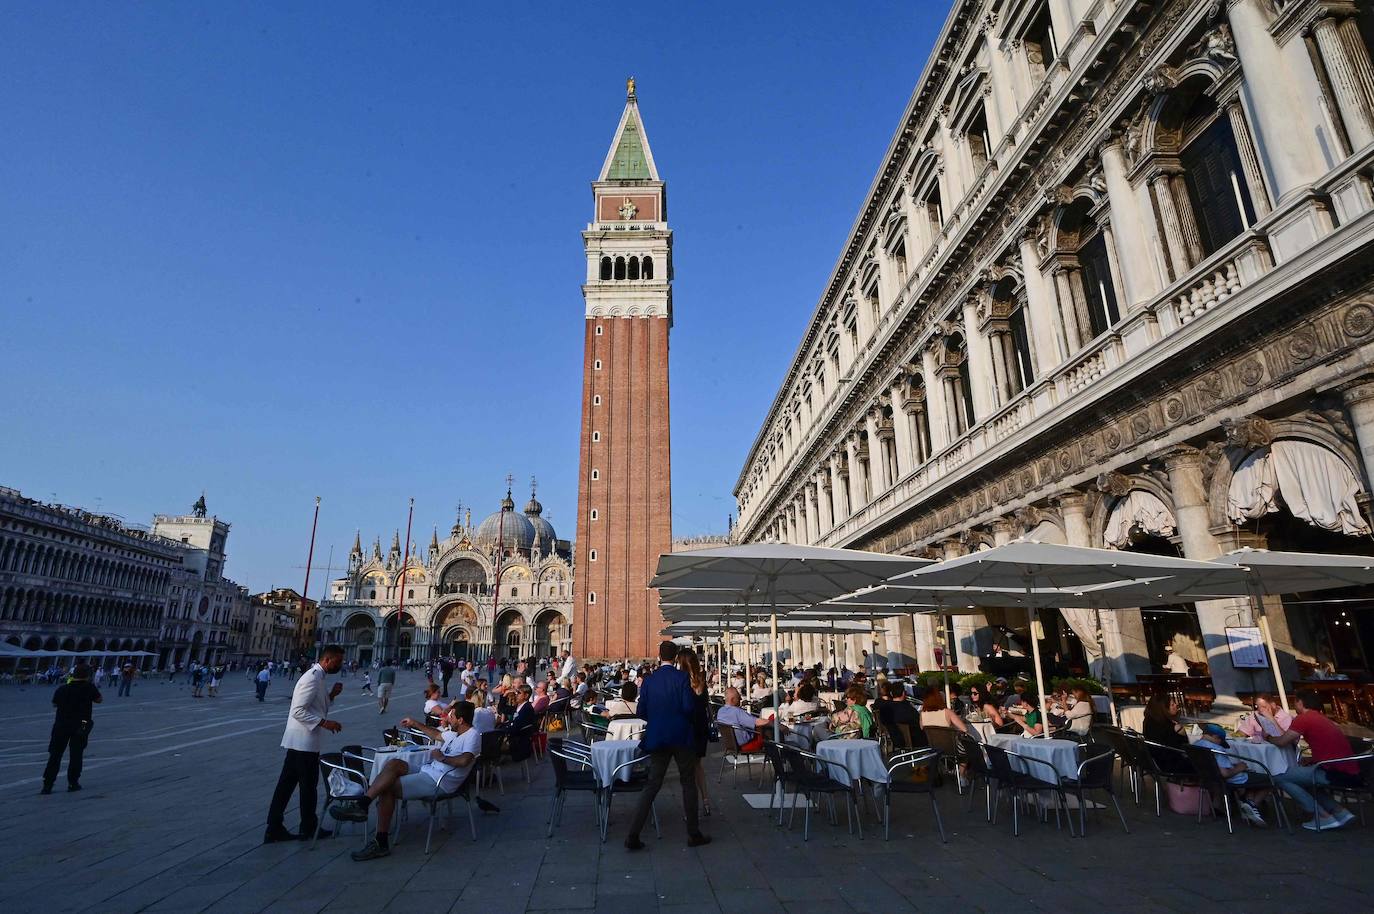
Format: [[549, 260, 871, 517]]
[[351, 701, 482, 861]]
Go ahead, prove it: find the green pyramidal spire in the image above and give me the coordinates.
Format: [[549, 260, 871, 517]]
[[607, 111, 651, 180]]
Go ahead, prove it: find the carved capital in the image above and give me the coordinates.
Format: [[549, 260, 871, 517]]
[[1337, 373, 1374, 407], [1221, 416, 1275, 450], [1095, 471, 1132, 497], [1151, 443, 1205, 474]]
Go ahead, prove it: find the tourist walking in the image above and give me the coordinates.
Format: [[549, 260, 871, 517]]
[[41, 663, 102, 794], [360, 669, 373, 695], [118, 662, 136, 697], [264, 644, 345, 843], [624, 641, 710, 850], [377, 661, 396, 714], [191, 664, 205, 698], [255, 665, 271, 702], [208, 665, 222, 697]]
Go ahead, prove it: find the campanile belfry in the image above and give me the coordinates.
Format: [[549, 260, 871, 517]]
[[573, 79, 673, 661]]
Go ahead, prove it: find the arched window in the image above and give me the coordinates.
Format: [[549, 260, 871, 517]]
[[614, 257, 626, 280], [599, 256, 612, 280], [628, 256, 640, 280], [1179, 93, 1255, 256], [642, 256, 654, 279]]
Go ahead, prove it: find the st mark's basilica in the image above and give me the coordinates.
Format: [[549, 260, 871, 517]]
[[316, 484, 574, 666]]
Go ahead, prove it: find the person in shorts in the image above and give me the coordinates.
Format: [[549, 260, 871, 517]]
[[350, 701, 481, 861], [1193, 723, 1269, 827], [377, 662, 397, 714]]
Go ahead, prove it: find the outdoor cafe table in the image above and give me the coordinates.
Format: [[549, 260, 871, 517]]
[[783, 717, 830, 748], [815, 738, 888, 787], [986, 732, 1082, 781], [606, 718, 646, 741], [591, 739, 642, 786], [367, 745, 434, 784], [1217, 736, 1299, 775]]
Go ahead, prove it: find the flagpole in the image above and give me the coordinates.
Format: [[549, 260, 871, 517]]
[[301, 497, 320, 659]]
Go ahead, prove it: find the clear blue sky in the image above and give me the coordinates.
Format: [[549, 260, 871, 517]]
[[1, 1, 943, 594]]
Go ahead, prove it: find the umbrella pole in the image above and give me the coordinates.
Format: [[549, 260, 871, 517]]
[[1026, 592, 1051, 740], [1254, 593, 1289, 713], [942, 612, 952, 709], [1095, 608, 1119, 728], [770, 610, 781, 745]]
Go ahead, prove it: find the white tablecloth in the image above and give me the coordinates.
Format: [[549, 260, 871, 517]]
[[968, 720, 997, 742], [815, 738, 888, 786], [784, 718, 830, 747], [1119, 706, 1146, 732], [367, 745, 434, 784], [986, 733, 1082, 781], [591, 739, 643, 787], [606, 718, 646, 741], [1216, 737, 1299, 776]]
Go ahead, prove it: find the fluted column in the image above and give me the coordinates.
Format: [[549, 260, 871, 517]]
[[846, 433, 869, 511], [961, 297, 996, 419], [889, 382, 914, 479], [1149, 169, 1199, 279], [1099, 136, 1160, 306], [1018, 232, 1065, 370], [865, 411, 890, 495], [816, 471, 834, 534], [800, 488, 816, 545], [1051, 268, 1084, 353], [829, 452, 850, 521], [1313, 8, 1374, 150], [921, 346, 950, 453], [1338, 375, 1374, 492]]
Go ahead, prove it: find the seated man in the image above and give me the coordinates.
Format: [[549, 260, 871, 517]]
[[716, 687, 778, 753], [1192, 723, 1268, 827], [351, 701, 481, 861], [1266, 690, 1358, 830]]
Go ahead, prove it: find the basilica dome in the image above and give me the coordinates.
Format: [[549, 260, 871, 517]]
[[524, 494, 557, 556], [473, 493, 536, 554]]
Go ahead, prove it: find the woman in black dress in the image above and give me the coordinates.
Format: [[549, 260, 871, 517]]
[[677, 647, 712, 816]]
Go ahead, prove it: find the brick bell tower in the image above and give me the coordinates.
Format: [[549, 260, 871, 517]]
[[574, 78, 673, 661]]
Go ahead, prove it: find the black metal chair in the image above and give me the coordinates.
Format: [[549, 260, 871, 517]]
[[956, 734, 998, 820], [1310, 752, 1374, 831], [1059, 744, 1129, 837], [922, 726, 964, 781], [761, 739, 798, 825], [1098, 726, 1145, 804], [599, 755, 661, 842], [1138, 738, 1201, 817], [717, 722, 763, 786], [882, 748, 945, 842], [547, 745, 602, 837], [477, 730, 505, 794], [314, 747, 369, 850], [780, 744, 862, 841], [982, 743, 1067, 837], [1182, 745, 1288, 833]]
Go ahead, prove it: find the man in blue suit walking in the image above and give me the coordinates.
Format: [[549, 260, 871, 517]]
[[624, 641, 711, 850]]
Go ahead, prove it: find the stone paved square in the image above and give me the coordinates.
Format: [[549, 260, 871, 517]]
[[4, 670, 1371, 913]]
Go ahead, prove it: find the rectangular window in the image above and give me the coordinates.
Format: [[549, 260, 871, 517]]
[[1008, 307, 1035, 391], [593, 359, 602, 370], [1181, 117, 1255, 256], [1079, 232, 1120, 337], [589, 549, 597, 561], [593, 394, 601, 405]]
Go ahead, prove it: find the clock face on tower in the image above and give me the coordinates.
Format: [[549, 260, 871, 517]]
[[618, 197, 638, 220]]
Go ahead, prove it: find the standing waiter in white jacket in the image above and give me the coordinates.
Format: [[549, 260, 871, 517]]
[[264, 644, 345, 843]]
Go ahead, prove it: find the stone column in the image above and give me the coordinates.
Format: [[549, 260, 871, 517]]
[[913, 613, 938, 671], [1149, 169, 1198, 279], [890, 381, 915, 478], [1018, 232, 1065, 370], [816, 471, 834, 534], [830, 452, 851, 521], [921, 346, 951, 453], [1338, 374, 1374, 492], [1051, 268, 1085, 353], [961, 297, 996, 418], [1159, 445, 1248, 706], [1224, 98, 1272, 217], [942, 539, 988, 672], [800, 488, 816, 545], [1312, 8, 1374, 151], [991, 518, 1016, 547], [865, 411, 890, 495], [1099, 136, 1160, 306], [846, 433, 870, 511]]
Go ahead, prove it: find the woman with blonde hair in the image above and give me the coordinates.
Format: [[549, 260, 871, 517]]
[[677, 647, 713, 816]]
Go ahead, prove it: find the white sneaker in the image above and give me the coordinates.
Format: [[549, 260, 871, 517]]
[[1238, 801, 1266, 828], [1301, 814, 1347, 831], [1333, 808, 1356, 826]]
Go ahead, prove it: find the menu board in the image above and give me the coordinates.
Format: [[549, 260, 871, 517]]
[[1226, 626, 1269, 669]]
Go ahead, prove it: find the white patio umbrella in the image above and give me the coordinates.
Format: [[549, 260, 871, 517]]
[[872, 541, 1253, 737], [1169, 548, 1374, 712], [649, 543, 930, 741]]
